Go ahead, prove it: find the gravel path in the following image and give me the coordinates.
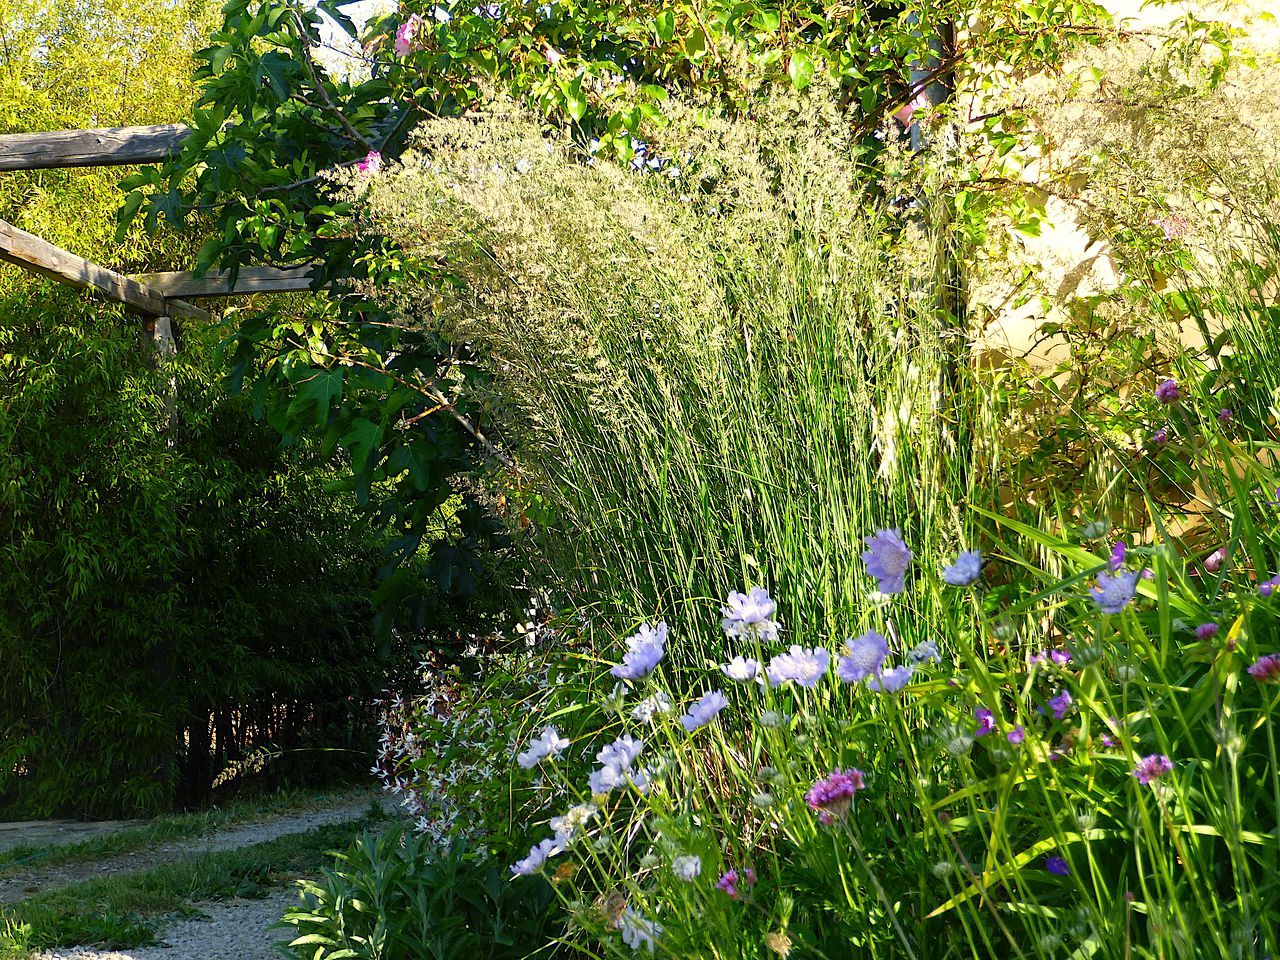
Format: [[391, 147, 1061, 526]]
[[0, 793, 378, 904], [35, 888, 302, 960]]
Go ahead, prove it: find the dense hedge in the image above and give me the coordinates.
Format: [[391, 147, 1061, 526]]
[[0, 282, 399, 817]]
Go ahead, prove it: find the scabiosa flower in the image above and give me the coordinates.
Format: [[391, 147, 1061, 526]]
[[868, 664, 913, 692], [1045, 855, 1070, 876], [721, 587, 781, 644], [393, 13, 422, 56], [516, 725, 570, 769], [1091, 569, 1141, 613], [765, 646, 831, 688], [836, 630, 890, 682], [356, 150, 382, 176], [1248, 653, 1280, 683], [758, 710, 784, 728], [805, 768, 866, 825], [511, 837, 559, 876], [1219, 407, 1233, 424], [1007, 725, 1026, 744], [862, 528, 913, 594], [1153, 427, 1169, 446], [973, 707, 995, 737], [672, 855, 702, 881], [1047, 690, 1073, 719], [1108, 541, 1127, 572], [611, 622, 667, 680], [617, 908, 662, 953], [721, 656, 760, 682], [630, 691, 672, 724], [715, 867, 756, 899], [942, 550, 983, 586], [1155, 378, 1180, 403], [1195, 623, 1219, 640], [589, 735, 645, 794], [550, 803, 597, 847], [907, 639, 942, 665], [1132, 754, 1174, 784], [680, 690, 729, 732]]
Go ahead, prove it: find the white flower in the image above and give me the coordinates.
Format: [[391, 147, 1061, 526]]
[[511, 837, 559, 876], [720, 656, 760, 682], [906, 639, 942, 665], [617, 908, 662, 953], [551, 803, 597, 846], [671, 854, 701, 881], [631, 691, 672, 723], [680, 690, 729, 731]]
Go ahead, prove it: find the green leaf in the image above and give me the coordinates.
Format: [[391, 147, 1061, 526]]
[[788, 50, 815, 90], [653, 9, 675, 42], [341, 418, 384, 474]]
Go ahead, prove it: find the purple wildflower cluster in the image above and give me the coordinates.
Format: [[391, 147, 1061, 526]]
[[862, 529, 913, 594], [805, 768, 866, 825], [1248, 654, 1280, 684], [721, 587, 782, 644], [1155, 378, 1180, 403], [1131, 754, 1174, 785], [589, 734, 646, 794], [611, 622, 667, 680], [715, 867, 756, 899]]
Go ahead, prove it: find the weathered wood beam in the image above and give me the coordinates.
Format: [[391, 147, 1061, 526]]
[[134, 264, 324, 298], [0, 219, 209, 322], [0, 124, 191, 172]]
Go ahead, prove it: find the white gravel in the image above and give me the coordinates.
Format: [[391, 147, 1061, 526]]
[[35, 888, 303, 960]]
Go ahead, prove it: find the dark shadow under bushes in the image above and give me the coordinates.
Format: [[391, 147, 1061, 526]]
[[0, 284, 410, 818]]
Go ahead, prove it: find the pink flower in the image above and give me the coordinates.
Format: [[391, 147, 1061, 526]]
[[893, 92, 929, 128], [394, 14, 422, 56], [805, 769, 866, 825], [1247, 653, 1280, 684], [356, 150, 382, 176], [1131, 754, 1173, 785], [1203, 548, 1225, 574], [715, 867, 756, 899], [1152, 214, 1189, 240]]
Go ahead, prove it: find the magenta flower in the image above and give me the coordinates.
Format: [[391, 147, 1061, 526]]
[[861, 528, 913, 594], [805, 769, 866, 825], [715, 867, 756, 899], [1219, 407, 1233, 424], [893, 92, 929, 127], [973, 707, 995, 737], [1152, 214, 1188, 240], [1203, 548, 1226, 573], [1195, 623, 1219, 640], [1155, 379, 1180, 403], [1153, 427, 1168, 446], [1108, 541, 1127, 572], [1045, 855, 1070, 876], [1247, 653, 1280, 684], [1132, 754, 1173, 785], [356, 150, 382, 176], [1007, 725, 1025, 745]]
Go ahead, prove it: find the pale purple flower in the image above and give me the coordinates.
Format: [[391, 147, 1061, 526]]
[[1265, 486, 1280, 506], [942, 550, 983, 586], [516, 724, 571, 769], [630, 691, 672, 723], [1045, 855, 1070, 876], [680, 690, 729, 731], [715, 867, 756, 899], [721, 656, 760, 683], [973, 707, 995, 737], [1047, 690, 1073, 719], [868, 664, 913, 692], [861, 528, 913, 594], [671, 854, 701, 881], [511, 837, 559, 876], [1049, 649, 1071, 666], [1091, 569, 1140, 613], [1153, 426, 1168, 446], [617, 908, 662, 953], [1155, 379, 1180, 403], [356, 150, 382, 176], [393, 13, 422, 56], [906, 639, 942, 665], [1248, 653, 1280, 683], [589, 735, 644, 794], [1195, 623, 1219, 640], [765, 645, 831, 688], [1203, 548, 1225, 573], [1132, 753, 1173, 784], [1259, 575, 1280, 598], [836, 631, 889, 682], [611, 622, 667, 680], [1219, 407, 1233, 424], [805, 768, 866, 825], [721, 587, 781, 644], [1007, 725, 1025, 744], [1108, 541, 1126, 572]]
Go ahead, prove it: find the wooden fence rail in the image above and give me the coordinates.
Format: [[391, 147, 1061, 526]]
[[0, 125, 191, 172]]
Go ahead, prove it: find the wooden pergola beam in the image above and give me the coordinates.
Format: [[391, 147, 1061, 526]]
[[134, 264, 324, 298], [0, 125, 191, 172], [0, 219, 209, 322]]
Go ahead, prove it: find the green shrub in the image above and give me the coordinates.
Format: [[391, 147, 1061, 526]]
[[280, 830, 564, 960]]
